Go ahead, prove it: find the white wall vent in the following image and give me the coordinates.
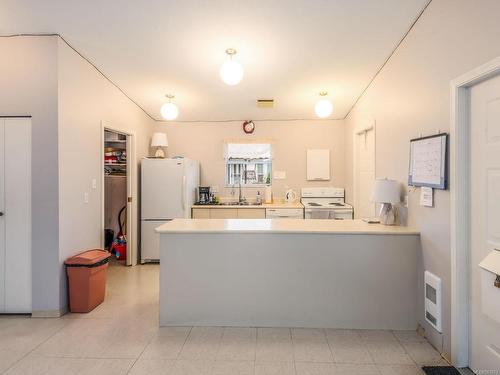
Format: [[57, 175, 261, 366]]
[[424, 271, 442, 333]]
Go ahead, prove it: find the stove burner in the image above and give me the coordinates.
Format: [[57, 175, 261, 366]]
[[329, 203, 343, 206], [308, 202, 322, 206]]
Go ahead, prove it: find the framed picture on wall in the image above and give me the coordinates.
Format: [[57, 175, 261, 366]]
[[408, 133, 448, 189]]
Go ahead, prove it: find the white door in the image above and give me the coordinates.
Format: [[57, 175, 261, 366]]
[[0, 118, 31, 313], [354, 126, 375, 218], [141, 159, 184, 219], [470, 73, 500, 371]]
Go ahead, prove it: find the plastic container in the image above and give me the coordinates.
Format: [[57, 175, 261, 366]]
[[65, 249, 111, 313]]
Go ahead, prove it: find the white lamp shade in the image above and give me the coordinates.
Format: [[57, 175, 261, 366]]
[[371, 178, 401, 203], [151, 132, 168, 147]]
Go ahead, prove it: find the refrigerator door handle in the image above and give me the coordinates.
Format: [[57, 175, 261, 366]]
[[182, 174, 186, 212]]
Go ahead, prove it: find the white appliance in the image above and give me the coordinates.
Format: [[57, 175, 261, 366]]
[[141, 157, 199, 262], [301, 187, 353, 220], [424, 271, 442, 333], [265, 208, 304, 219]]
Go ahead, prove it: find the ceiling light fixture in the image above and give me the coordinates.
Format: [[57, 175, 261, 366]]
[[220, 48, 244, 86], [160, 94, 179, 121], [314, 91, 333, 118]]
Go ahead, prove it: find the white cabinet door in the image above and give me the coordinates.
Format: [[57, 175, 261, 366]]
[[469, 73, 500, 371], [306, 149, 330, 180], [1, 118, 31, 313], [0, 120, 5, 312]]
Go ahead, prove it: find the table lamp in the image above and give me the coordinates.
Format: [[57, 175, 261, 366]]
[[151, 132, 168, 158], [371, 178, 401, 225]]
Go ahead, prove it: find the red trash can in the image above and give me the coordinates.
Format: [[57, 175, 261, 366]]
[[65, 249, 111, 313]]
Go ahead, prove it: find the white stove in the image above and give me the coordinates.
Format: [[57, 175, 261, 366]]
[[301, 187, 353, 220]]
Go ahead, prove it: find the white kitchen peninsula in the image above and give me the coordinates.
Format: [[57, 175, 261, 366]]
[[156, 219, 419, 329]]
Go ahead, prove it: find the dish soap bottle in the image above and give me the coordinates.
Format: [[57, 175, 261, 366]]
[[256, 191, 262, 205]]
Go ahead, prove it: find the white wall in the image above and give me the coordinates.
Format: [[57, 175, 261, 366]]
[[0, 35, 155, 314], [0, 36, 60, 314], [344, 0, 500, 358], [154, 120, 345, 199], [57, 39, 154, 309]]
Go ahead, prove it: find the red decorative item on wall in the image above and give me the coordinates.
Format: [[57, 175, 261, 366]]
[[243, 120, 255, 134]]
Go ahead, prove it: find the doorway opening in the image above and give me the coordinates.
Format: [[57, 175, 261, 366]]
[[102, 125, 137, 266]]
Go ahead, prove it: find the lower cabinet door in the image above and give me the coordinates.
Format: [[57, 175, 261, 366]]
[[210, 209, 238, 219], [237, 209, 266, 219], [192, 208, 210, 218]]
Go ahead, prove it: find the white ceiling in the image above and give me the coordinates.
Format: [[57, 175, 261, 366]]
[[1, 0, 429, 122]]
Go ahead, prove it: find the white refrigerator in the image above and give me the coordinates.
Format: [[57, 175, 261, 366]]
[[141, 157, 199, 262]]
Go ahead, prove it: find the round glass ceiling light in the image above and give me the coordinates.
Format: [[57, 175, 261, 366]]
[[160, 94, 179, 121], [220, 48, 244, 86], [314, 91, 333, 118]]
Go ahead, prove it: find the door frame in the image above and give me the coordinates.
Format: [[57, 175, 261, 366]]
[[450, 55, 500, 367], [101, 121, 138, 266], [352, 120, 376, 218]]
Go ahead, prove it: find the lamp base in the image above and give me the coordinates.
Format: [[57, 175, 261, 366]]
[[154, 147, 165, 158], [379, 203, 396, 225]]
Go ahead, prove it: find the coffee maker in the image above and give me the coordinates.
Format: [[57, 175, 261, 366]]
[[198, 186, 211, 204]]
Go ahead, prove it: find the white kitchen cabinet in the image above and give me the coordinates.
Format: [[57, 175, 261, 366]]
[[266, 208, 304, 219], [307, 149, 330, 180], [0, 118, 31, 313]]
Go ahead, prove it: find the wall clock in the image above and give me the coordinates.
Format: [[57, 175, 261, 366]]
[[243, 120, 255, 134]]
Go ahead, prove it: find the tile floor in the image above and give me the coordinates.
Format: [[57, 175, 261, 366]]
[[0, 263, 448, 375]]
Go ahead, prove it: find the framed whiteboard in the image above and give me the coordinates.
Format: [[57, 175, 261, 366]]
[[408, 133, 448, 189]]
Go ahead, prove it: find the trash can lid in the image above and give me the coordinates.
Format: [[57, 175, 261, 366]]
[[65, 249, 111, 266]]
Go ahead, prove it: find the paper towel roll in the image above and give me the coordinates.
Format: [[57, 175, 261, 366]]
[[264, 185, 272, 203]]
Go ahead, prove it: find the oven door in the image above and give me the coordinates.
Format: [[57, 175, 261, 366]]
[[305, 209, 332, 219], [305, 208, 353, 220], [332, 209, 353, 220]]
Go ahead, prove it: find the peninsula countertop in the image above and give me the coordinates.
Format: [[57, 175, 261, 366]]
[[155, 218, 419, 235]]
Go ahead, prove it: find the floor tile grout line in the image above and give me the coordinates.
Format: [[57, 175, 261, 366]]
[[124, 324, 162, 375], [0, 319, 71, 375]]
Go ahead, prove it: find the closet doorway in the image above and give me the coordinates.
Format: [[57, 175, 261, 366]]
[[102, 124, 137, 266]]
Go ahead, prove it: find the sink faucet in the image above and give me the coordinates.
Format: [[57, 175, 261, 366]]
[[237, 181, 246, 204]]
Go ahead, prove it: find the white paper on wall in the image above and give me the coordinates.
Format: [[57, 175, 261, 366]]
[[420, 187, 433, 207]]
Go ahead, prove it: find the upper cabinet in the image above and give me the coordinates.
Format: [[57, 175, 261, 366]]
[[306, 149, 330, 181]]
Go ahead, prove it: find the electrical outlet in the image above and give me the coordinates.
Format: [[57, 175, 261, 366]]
[[84, 192, 89, 204], [92, 179, 97, 189], [404, 195, 408, 207]]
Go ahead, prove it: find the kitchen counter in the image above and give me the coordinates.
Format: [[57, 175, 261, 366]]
[[158, 218, 420, 329], [192, 202, 304, 209], [156, 218, 417, 235]]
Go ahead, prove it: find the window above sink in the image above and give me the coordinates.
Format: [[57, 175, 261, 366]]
[[224, 143, 272, 187]]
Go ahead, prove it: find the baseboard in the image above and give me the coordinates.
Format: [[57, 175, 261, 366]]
[[31, 307, 67, 318]]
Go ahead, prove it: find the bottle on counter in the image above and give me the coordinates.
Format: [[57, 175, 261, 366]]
[[256, 191, 262, 205]]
